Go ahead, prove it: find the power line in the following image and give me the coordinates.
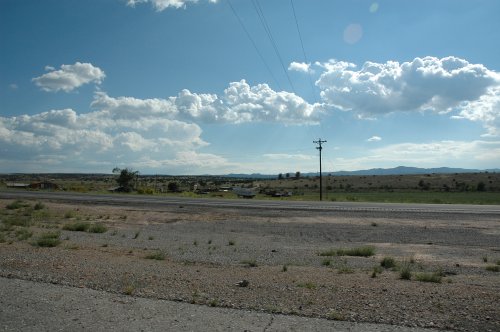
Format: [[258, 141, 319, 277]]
[[225, 0, 282, 90], [290, 0, 317, 101], [251, 0, 296, 93]]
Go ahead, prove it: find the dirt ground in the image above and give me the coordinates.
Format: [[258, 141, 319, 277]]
[[0, 199, 499, 331]]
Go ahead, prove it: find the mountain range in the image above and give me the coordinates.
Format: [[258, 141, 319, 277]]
[[225, 166, 500, 179]]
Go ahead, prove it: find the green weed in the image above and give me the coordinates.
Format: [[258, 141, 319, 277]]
[[34, 231, 61, 247], [63, 222, 90, 232], [380, 257, 397, 269], [88, 223, 107, 233], [145, 251, 165, 260]]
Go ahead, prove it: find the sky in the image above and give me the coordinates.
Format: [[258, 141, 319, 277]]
[[1, 0, 499, 175]]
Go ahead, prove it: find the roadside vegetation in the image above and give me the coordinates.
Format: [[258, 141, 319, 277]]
[[1, 171, 499, 204]]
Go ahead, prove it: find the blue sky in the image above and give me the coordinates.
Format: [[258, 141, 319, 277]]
[[1, 0, 499, 174]]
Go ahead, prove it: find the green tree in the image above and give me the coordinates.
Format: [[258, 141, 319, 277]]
[[167, 182, 179, 192], [114, 168, 138, 192]]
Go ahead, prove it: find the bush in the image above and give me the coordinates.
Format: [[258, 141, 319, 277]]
[[33, 202, 45, 210], [240, 259, 258, 267], [63, 222, 90, 232], [380, 257, 397, 269], [34, 231, 61, 247], [88, 223, 107, 233], [415, 272, 442, 283], [15, 228, 33, 241], [485, 265, 499, 272], [399, 263, 412, 280], [145, 251, 165, 260], [336, 246, 375, 257], [6, 200, 28, 210]]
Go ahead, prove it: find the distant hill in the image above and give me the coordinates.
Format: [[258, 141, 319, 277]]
[[225, 166, 499, 179]]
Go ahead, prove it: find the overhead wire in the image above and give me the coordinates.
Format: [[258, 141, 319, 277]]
[[251, 0, 296, 94], [225, 0, 282, 91], [290, 0, 317, 102]]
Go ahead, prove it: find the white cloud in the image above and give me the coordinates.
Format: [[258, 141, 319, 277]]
[[92, 80, 323, 125], [316, 56, 500, 136], [332, 140, 500, 170], [453, 86, 500, 137], [126, 0, 217, 11], [32, 62, 105, 92], [367, 136, 381, 142], [288, 62, 311, 73]]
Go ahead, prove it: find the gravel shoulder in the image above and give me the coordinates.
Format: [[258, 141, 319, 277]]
[[0, 198, 499, 331]]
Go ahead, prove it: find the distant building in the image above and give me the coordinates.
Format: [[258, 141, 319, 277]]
[[6, 183, 30, 189], [29, 181, 60, 190]]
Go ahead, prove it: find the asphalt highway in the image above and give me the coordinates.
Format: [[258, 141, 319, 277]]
[[1, 190, 499, 215]]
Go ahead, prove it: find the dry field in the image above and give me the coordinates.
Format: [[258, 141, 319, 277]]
[[0, 198, 499, 331]]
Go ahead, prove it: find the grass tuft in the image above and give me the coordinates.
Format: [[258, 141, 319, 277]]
[[319, 246, 375, 257], [380, 256, 397, 269], [399, 261, 412, 280], [34, 231, 61, 247], [415, 272, 442, 283], [63, 222, 90, 232], [145, 251, 165, 260], [297, 282, 316, 290], [6, 200, 28, 210], [88, 223, 107, 233], [485, 265, 499, 272], [240, 259, 257, 267]]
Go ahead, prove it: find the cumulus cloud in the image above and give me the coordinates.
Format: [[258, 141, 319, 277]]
[[367, 136, 381, 142], [32, 62, 105, 92], [316, 56, 500, 135], [1, 78, 322, 173], [92, 80, 323, 124], [288, 62, 311, 73], [126, 0, 217, 11], [453, 86, 500, 137]]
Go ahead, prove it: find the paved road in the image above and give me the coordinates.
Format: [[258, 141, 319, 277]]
[[0, 277, 444, 332], [0, 190, 499, 215]]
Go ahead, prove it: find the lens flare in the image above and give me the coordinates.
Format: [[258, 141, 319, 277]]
[[343, 24, 363, 44]]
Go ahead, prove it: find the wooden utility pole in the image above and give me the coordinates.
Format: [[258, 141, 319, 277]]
[[313, 139, 327, 201]]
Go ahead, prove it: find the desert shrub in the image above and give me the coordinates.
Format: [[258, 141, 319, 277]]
[[15, 228, 33, 241], [2, 215, 31, 227], [399, 262, 412, 280], [145, 251, 165, 260], [380, 257, 397, 269], [336, 246, 375, 257], [88, 223, 107, 233], [297, 282, 316, 290], [6, 200, 28, 210], [64, 211, 76, 219], [0, 233, 5, 243], [34, 231, 61, 247], [63, 222, 90, 232], [33, 202, 45, 210], [321, 258, 332, 266], [415, 272, 442, 283], [485, 265, 499, 272], [240, 259, 257, 267], [371, 266, 383, 278]]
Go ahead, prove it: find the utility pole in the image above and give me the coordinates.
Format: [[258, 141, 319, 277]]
[[313, 138, 327, 201]]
